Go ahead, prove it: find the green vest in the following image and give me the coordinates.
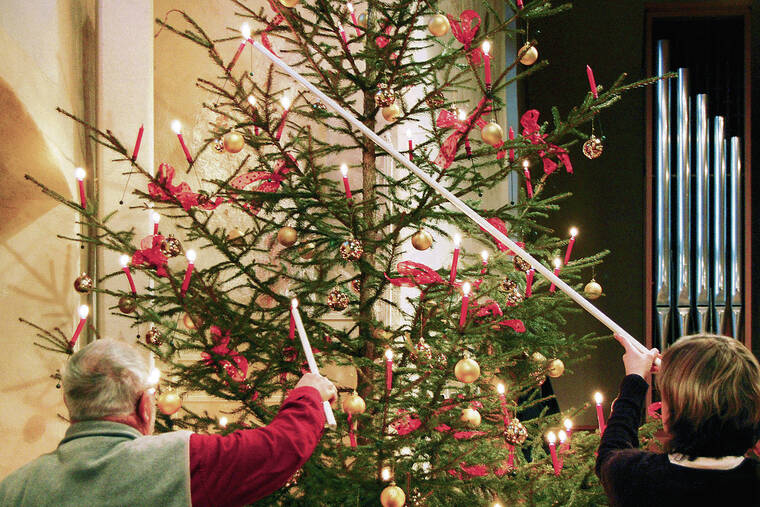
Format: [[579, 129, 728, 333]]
[[0, 420, 191, 506]]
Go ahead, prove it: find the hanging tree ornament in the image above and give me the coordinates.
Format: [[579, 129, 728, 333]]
[[454, 356, 481, 383], [530, 351, 547, 386], [327, 288, 349, 311], [299, 241, 317, 259], [411, 229, 433, 251], [342, 391, 366, 415], [223, 132, 245, 153], [145, 326, 162, 346], [374, 84, 395, 108], [513, 255, 531, 272], [226, 228, 246, 248], [339, 238, 363, 261], [118, 295, 137, 314], [156, 390, 182, 415], [213, 139, 225, 153], [504, 418, 528, 445], [381, 103, 401, 122], [351, 279, 361, 294], [160, 235, 183, 257], [460, 407, 482, 427], [480, 121, 504, 147], [519, 42, 539, 66], [583, 135, 604, 159], [380, 483, 406, 507], [428, 13, 451, 37], [584, 278, 603, 299], [183, 313, 202, 330], [74, 273, 94, 294], [277, 226, 298, 247], [425, 90, 445, 109], [547, 358, 565, 378], [278, 0, 299, 7]]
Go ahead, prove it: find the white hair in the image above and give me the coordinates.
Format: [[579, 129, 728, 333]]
[[62, 339, 151, 420]]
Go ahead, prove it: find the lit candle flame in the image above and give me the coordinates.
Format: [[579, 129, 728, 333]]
[[481, 250, 489, 262], [453, 233, 462, 247], [291, 298, 299, 309], [78, 304, 90, 320], [241, 22, 251, 40], [546, 431, 557, 444], [147, 367, 161, 386], [119, 254, 130, 268], [458, 109, 466, 121], [219, 416, 228, 427], [594, 392, 603, 405], [74, 167, 86, 181], [186, 249, 197, 264], [482, 40, 491, 56], [340, 163, 349, 177], [385, 349, 393, 361], [381, 467, 391, 481], [563, 418, 573, 431], [462, 282, 471, 296], [570, 227, 578, 237], [522, 159, 529, 169], [553, 257, 562, 269], [280, 94, 291, 110], [247, 95, 256, 106], [346, 1, 353, 13], [171, 120, 182, 134], [151, 211, 160, 224], [558, 430, 567, 443], [497, 383, 505, 394]]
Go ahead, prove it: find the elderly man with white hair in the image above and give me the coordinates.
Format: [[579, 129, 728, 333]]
[[0, 339, 337, 506]]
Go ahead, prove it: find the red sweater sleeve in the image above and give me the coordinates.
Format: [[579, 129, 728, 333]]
[[189, 386, 326, 507]]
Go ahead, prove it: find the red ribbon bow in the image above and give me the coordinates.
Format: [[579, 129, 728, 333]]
[[447, 10, 483, 66], [520, 110, 574, 175], [385, 261, 445, 287], [375, 24, 393, 48], [149, 164, 224, 211], [435, 98, 506, 169], [470, 300, 526, 332], [390, 409, 422, 436], [201, 326, 249, 383], [229, 154, 295, 214], [131, 235, 169, 277], [479, 217, 525, 254]]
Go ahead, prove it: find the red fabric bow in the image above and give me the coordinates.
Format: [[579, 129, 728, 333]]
[[520, 110, 574, 175], [647, 401, 662, 420], [470, 300, 526, 332], [201, 326, 249, 383], [375, 24, 393, 48], [447, 10, 483, 66], [149, 164, 224, 211], [390, 409, 421, 436], [229, 154, 295, 214], [448, 462, 489, 479], [479, 217, 525, 254], [385, 261, 444, 287], [435, 97, 506, 169], [131, 235, 169, 277]]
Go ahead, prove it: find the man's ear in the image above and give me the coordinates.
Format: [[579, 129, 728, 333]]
[[137, 391, 152, 425]]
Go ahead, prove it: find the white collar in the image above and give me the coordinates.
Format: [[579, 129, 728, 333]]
[[668, 453, 745, 470]]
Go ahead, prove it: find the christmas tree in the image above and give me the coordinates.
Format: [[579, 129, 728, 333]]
[[24, 0, 664, 505]]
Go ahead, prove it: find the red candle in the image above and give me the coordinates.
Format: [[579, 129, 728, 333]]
[[227, 23, 251, 71], [247, 95, 260, 136], [75, 168, 87, 209], [180, 249, 196, 297], [525, 268, 535, 297], [340, 164, 353, 201], [563, 418, 573, 451], [517, 0, 524, 8], [458, 110, 472, 158], [480, 251, 489, 275], [132, 124, 144, 161], [69, 305, 89, 348], [482, 41, 492, 92], [508, 127, 515, 162], [407, 129, 414, 161], [586, 65, 599, 99], [522, 160, 533, 199], [289, 307, 296, 340], [171, 120, 193, 163], [557, 430, 567, 468], [347, 2, 361, 36], [564, 227, 578, 265], [459, 282, 471, 328], [338, 22, 348, 45], [449, 234, 461, 284], [151, 211, 160, 236], [120, 255, 137, 295], [385, 349, 393, 392], [549, 258, 561, 293], [497, 383, 510, 426], [547, 432, 560, 475], [594, 392, 606, 434], [347, 413, 357, 448], [275, 95, 291, 141]]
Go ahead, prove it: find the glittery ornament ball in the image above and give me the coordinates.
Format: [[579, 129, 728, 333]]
[[504, 418, 528, 445], [351, 279, 361, 294], [160, 235, 183, 257], [118, 296, 137, 314], [213, 139, 225, 153], [499, 278, 518, 293], [583, 135, 604, 159], [145, 326, 162, 346], [74, 273, 94, 294], [374, 84, 396, 108], [425, 90, 445, 109], [284, 468, 303, 488], [514, 256, 531, 272], [339, 238, 363, 261], [413, 338, 433, 362], [327, 289, 349, 311]]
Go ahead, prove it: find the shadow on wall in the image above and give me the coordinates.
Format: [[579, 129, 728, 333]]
[[0, 77, 68, 241]]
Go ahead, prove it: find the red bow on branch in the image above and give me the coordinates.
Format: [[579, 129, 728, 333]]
[[390, 409, 422, 436], [201, 326, 249, 383], [479, 217, 524, 254], [435, 98, 506, 169], [520, 110, 574, 175], [148, 164, 224, 211], [229, 154, 296, 214], [375, 24, 393, 48], [261, 13, 284, 54], [385, 261, 445, 287], [470, 300, 526, 332], [448, 463, 489, 479], [131, 235, 169, 277], [447, 10, 483, 66]]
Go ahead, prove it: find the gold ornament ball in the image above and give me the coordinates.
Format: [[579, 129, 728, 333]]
[[584, 279, 603, 300], [531, 351, 547, 364], [223, 132, 245, 153], [480, 121, 504, 147], [342, 392, 366, 415], [547, 358, 565, 378], [145, 326, 162, 346], [380, 484, 406, 507], [74, 273, 94, 294], [460, 407, 482, 427], [118, 296, 137, 314], [428, 14, 451, 37], [156, 391, 182, 415], [278, 0, 299, 7], [227, 228, 246, 248], [183, 313, 203, 330], [299, 241, 317, 259], [583, 135, 604, 159], [454, 357, 481, 383], [504, 418, 528, 445], [357, 12, 367, 28], [277, 226, 298, 247], [160, 235, 183, 257], [411, 229, 433, 251], [519, 43, 539, 66], [381, 103, 401, 122]]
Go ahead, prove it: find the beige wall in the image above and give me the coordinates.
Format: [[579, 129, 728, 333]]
[[0, 0, 98, 478]]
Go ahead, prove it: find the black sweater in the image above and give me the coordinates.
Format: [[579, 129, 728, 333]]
[[595, 374, 760, 506]]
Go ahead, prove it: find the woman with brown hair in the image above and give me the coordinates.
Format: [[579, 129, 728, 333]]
[[596, 334, 760, 506]]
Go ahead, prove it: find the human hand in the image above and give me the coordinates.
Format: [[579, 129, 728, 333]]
[[296, 373, 338, 404], [613, 334, 661, 381]]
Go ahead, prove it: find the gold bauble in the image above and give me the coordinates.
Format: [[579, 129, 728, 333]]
[[357, 12, 367, 28], [160, 235, 183, 257], [277, 226, 298, 247], [584, 279, 603, 300], [480, 121, 503, 147], [299, 241, 317, 259], [531, 351, 547, 364], [118, 296, 137, 314], [156, 390, 182, 415], [183, 313, 203, 330], [519, 43, 539, 66], [428, 14, 451, 37], [454, 357, 481, 383], [223, 132, 245, 153], [460, 407, 482, 427], [74, 273, 94, 294], [145, 326, 162, 346], [380, 484, 406, 507], [411, 229, 433, 250], [278, 0, 299, 7], [381, 103, 401, 122], [547, 358, 565, 378], [504, 418, 528, 445], [342, 392, 366, 415], [226, 228, 246, 248]]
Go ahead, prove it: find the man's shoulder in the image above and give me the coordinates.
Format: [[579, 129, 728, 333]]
[[0, 451, 57, 497]]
